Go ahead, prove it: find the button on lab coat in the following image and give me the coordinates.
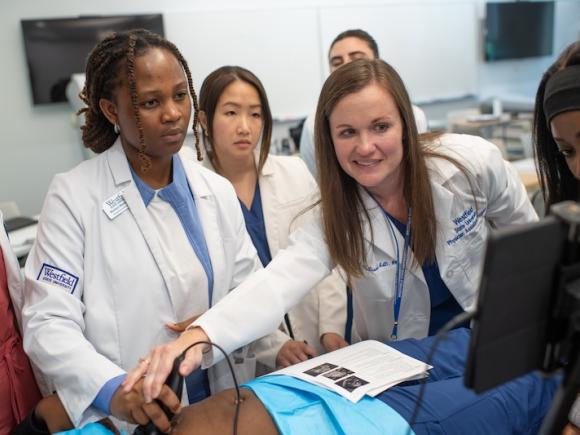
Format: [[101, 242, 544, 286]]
[[194, 134, 538, 364], [22, 140, 260, 426]]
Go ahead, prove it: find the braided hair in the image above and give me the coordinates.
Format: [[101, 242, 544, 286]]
[[78, 29, 202, 167]]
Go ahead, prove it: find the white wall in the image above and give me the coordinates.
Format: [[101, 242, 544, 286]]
[[1, 0, 579, 215]]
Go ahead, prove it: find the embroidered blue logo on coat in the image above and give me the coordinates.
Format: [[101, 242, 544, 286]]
[[446, 206, 487, 246], [37, 264, 79, 293]]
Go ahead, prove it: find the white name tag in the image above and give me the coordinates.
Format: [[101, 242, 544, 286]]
[[102, 190, 128, 220]]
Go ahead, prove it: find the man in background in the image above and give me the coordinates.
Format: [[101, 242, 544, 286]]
[[300, 29, 428, 179]]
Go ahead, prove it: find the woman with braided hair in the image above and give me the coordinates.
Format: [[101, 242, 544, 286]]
[[21, 29, 260, 431]]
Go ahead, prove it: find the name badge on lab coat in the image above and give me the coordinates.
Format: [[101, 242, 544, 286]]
[[102, 190, 128, 220]]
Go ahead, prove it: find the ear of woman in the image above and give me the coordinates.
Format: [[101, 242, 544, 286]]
[[98, 98, 118, 127]]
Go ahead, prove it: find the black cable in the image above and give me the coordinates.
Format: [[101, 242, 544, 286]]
[[404, 310, 477, 435], [180, 341, 241, 435]]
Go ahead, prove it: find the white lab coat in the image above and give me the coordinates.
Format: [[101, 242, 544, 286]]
[[202, 153, 347, 369], [22, 140, 260, 426], [194, 133, 538, 364], [299, 105, 428, 178]]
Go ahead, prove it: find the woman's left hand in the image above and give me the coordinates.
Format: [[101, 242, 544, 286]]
[[276, 340, 318, 367], [123, 327, 210, 403], [321, 332, 349, 352]]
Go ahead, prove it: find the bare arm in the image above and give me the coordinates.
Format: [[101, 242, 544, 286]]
[[171, 388, 278, 435]]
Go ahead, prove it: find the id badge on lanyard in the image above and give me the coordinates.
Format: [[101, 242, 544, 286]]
[[386, 208, 412, 341]]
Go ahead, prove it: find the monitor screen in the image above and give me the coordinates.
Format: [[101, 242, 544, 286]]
[[464, 216, 564, 393], [21, 14, 164, 105], [484, 1, 554, 62]]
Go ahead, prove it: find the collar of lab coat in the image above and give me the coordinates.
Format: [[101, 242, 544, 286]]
[[259, 151, 276, 178], [360, 188, 424, 285], [360, 187, 400, 262], [358, 151, 459, 251], [358, 168, 457, 284], [106, 139, 213, 199], [106, 139, 133, 187]]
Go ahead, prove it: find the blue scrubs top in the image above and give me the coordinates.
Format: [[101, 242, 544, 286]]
[[239, 184, 272, 268], [239, 182, 353, 341], [131, 156, 212, 404], [384, 212, 467, 336]]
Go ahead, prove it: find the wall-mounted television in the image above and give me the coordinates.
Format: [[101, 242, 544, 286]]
[[484, 1, 554, 62], [21, 14, 164, 105]]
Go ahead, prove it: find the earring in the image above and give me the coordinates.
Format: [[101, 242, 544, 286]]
[[114, 123, 120, 134]]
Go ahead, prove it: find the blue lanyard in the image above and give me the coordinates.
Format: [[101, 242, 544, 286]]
[[384, 207, 412, 341]]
